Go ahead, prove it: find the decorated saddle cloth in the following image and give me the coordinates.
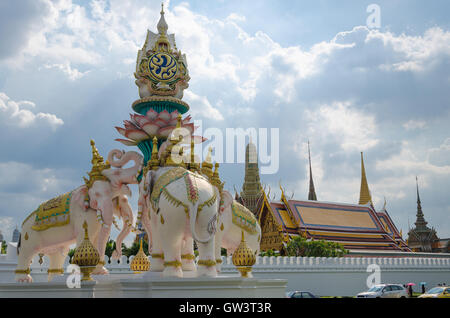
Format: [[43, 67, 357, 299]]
[[150, 167, 209, 208], [30, 191, 73, 231], [231, 201, 258, 235]]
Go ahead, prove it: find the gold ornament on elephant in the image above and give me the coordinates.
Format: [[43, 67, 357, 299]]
[[83, 140, 111, 189], [201, 147, 213, 178], [210, 162, 224, 193], [130, 238, 150, 273], [71, 221, 100, 281], [232, 231, 256, 278]]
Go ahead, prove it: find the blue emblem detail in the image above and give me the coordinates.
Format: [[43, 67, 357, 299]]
[[148, 52, 178, 82]]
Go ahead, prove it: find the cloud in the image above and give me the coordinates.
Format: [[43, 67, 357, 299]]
[[428, 138, 450, 167], [0, 0, 49, 60], [42, 62, 90, 81], [1, 1, 450, 240], [184, 90, 224, 121], [305, 101, 379, 152], [0, 92, 63, 130], [403, 120, 427, 131]]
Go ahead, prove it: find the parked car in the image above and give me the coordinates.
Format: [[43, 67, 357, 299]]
[[356, 284, 408, 298], [286, 291, 317, 298], [418, 286, 450, 298]]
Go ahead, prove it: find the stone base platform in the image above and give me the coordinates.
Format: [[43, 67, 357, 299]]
[[0, 273, 287, 298]]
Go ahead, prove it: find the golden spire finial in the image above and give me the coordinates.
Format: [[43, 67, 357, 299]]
[[201, 147, 213, 178], [149, 136, 160, 170], [176, 113, 182, 129], [83, 221, 89, 240], [189, 138, 200, 172], [279, 180, 286, 200], [211, 162, 223, 192], [359, 152, 373, 206], [157, 2, 168, 35], [84, 140, 110, 189]]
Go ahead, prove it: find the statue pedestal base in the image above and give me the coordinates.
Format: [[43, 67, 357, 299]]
[[0, 273, 287, 298]]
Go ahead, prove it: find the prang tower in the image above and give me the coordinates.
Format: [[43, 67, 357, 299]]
[[240, 140, 263, 215]]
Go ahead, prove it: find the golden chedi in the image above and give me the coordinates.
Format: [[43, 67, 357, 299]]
[[72, 221, 100, 281], [232, 231, 256, 278], [130, 238, 150, 273]]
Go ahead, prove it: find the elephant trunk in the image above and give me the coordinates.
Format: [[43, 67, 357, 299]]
[[107, 150, 143, 170], [107, 149, 127, 168], [188, 202, 216, 244]]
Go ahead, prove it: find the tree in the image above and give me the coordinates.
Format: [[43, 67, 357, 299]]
[[68, 248, 75, 262], [286, 236, 348, 257], [259, 249, 279, 257], [105, 239, 116, 258], [122, 239, 149, 258], [1, 241, 7, 254]]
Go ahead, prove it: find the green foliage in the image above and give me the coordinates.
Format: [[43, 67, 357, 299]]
[[68, 248, 75, 262], [121, 239, 149, 258], [1, 241, 7, 254], [259, 249, 280, 257], [105, 239, 116, 258], [286, 236, 348, 257], [221, 248, 227, 256]]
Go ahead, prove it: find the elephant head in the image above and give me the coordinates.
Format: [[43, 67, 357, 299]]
[[220, 190, 234, 215]]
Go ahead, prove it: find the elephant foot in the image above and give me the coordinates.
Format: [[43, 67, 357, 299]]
[[15, 274, 33, 283], [162, 265, 183, 278], [92, 265, 109, 275], [48, 273, 63, 282], [150, 256, 165, 272], [197, 262, 218, 278], [111, 250, 121, 261], [181, 260, 197, 272]]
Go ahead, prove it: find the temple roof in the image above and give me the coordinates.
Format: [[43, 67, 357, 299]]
[[258, 191, 411, 252]]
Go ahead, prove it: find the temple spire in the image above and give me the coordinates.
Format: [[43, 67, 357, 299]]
[[241, 140, 263, 215], [157, 2, 168, 35], [414, 176, 427, 228], [359, 152, 373, 206], [307, 140, 317, 201]]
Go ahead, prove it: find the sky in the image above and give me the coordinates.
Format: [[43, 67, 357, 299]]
[[0, 0, 449, 247]]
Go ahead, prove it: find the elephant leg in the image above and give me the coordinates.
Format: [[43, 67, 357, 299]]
[[112, 196, 133, 260], [196, 237, 217, 278], [159, 203, 184, 278], [47, 248, 68, 282], [215, 229, 225, 273], [15, 240, 35, 283], [181, 236, 196, 272], [149, 208, 164, 272], [92, 225, 111, 275]]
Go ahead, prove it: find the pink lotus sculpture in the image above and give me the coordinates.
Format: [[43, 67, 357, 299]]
[[115, 109, 204, 146]]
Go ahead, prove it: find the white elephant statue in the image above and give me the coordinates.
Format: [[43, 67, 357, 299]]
[[15, 143, 143, 282], [139, 165, 219, 278], [15, 183, 132, 282], [214, 191, 261, 272]]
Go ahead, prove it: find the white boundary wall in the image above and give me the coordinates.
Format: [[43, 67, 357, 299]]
[[1, 250, 449, 297]]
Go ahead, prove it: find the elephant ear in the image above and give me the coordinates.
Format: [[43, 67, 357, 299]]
[[221, 190, 234, 213], [73, 186, 89, 211]]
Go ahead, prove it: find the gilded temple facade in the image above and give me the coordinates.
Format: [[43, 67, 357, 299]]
[[240, 145, 411, 253]]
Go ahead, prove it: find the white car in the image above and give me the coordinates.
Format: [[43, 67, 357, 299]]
[[357, 284, 408, 298]]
